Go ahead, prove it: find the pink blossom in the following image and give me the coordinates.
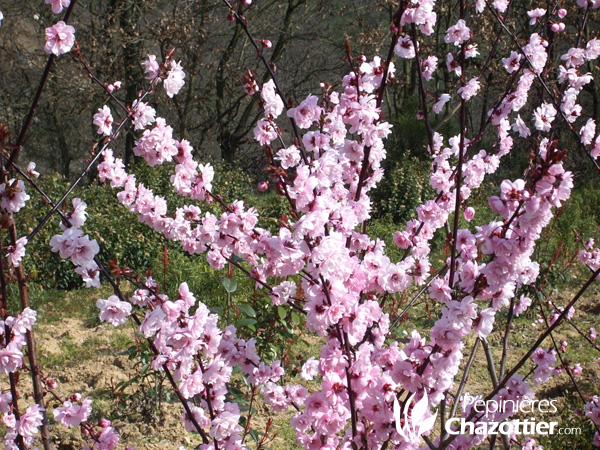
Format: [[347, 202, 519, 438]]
[[0, 179, 30, 213], [465, 44, 479, 59], [463, 207, 475, 222], [261, 79, 284, 118], [502, 51, 521, 73], [61, 197, 88, 230], [446, 52, 461, 76], [53, 397, 92, 427], [523, 34, 548, 73], [445, 19, 470, 46], [17, 404, 43, 442], [96, 296, 132, 326], [512, 115, 531, 137], [131, 100, 156, 130], [514, 295, 532, 316], [209, 403, 242, 440], [429, 278, 452, 303], [275, 145, 301, 169], [142, 55, 160, 80], [164, 60, 185, 97], [44, 21, 76, 56], [69, 234, 99, 266], [8, 307, 37, 335], [133, 118, 178, 166], [581, 119, 596, 145], [3, 413, 15, 428], [421, 56, 438, 81], [592, 136, 600, 159], [45, 0, 70, 14], [254, 118, 278, 146], [301, 357, 319, 380], [0, 345, 23, 374], [494, 0, 509, 12], [7, 237, 27, 267], [527, 8, 546, 25], [432, 94, 450, 114], [97, 426, 120, 450], [26, 162, 40, 178], [75, 262, 101, 288], [270, 281, 297, 306], [93, 105, 113, 136], [183, 405, 210, 432], [50, 227, 83, 259], [394, 35, 415, 59], [585, 397, 600, 425], [533, 103, 557, 132], [586, 39, 600, 60], [458, 77, 480, 101], [287, 95, 321, 129], [106, 81, 121, 92], [475, 308, 495, 338], [360, 56, 395, 93], [561, 48, 586, 68], [532, 348, 556, 369]]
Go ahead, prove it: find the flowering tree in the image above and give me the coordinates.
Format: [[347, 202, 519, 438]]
[[1, 0, 600, 450]]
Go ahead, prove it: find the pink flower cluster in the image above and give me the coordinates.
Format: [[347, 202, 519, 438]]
[[3, 404, 43, 449], [0, 308, 36, 375], [0, 179, 30, 213], [141, 55, 185, 98], [91, 37, 585, 447], [42, 2, 600, 449], [105, 278, 297, 449], [531, 347, 557, 385], [50, 198, 100, 287], [53, 397, 92, 428], [0, 309, 39, 448], [579, 238, 600, 276], [51, 392, 120, 450]]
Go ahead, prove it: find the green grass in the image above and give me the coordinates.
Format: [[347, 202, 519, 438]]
[[39, 335, 106, 368], [25, 284, 104, 325]]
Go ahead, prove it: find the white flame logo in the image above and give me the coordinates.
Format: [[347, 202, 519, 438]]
[[393, 391, 438, 442]]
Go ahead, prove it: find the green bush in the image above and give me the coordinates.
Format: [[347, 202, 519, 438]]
[[16, 174, 165, 289], [372, 154, 434, 224]]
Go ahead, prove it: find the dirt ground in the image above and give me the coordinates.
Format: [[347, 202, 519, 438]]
[[35, 318, 203, 450]]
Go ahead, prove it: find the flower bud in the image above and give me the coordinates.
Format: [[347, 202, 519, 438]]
[[99, 418, 111, 428], [463, 207, 475, 222]]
